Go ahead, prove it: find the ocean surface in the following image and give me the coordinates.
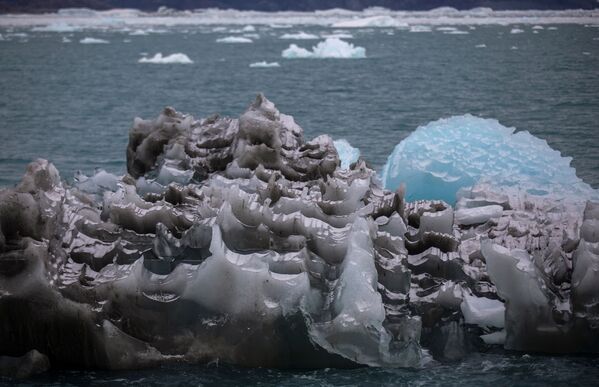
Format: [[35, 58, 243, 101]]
[[1, 15, 599, 386]]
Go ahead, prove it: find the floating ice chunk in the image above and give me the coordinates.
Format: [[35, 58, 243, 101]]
[[333, 139, 360, 169], [332, 15, 406, 28], [444, 30, 469, 35], [282, 38, 366, 59], [80, 37, 109, 44], [62, 36, 71, 43], [279, 31, 319, 40], [460, 293, 505, 328], [511, 46, 518, 50], [547, 26, 558, 30], [216, 36, 253, 43], [480, 330, 506, 345], [510, 28, 525, 34], [436, 26, 457, 31], [322, 32, 354, 39], [532, 25, 544, 30], [381, 114, 599, 204], [475, 44, 486, 48], [249, 61, 280, 68], [242, 25, 256, 32], [129, 29, 149, 36], [409, 25, 432, 33], [455, 205, 503, 226], [138, 53, 193, 64]]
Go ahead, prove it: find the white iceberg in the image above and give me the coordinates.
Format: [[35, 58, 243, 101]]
[[282, 38, 366, 59], [138, 53, 193, 64], [381, 114, 599, 204], [333, 139, 360, 169], [332, 15, 406, 28], [216, 36, 253, 43], [249, 61, 280, 68], [80, 37, 109, 44], [279, 31, 319, 40], [242, 25, 256, 32]]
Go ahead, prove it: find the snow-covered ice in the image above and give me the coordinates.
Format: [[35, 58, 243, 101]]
[[79, 37, 109, 44], [249, 61, 280, 68], [282, 37, 366, 59], [138, 53, 193, 64], [279, 31, 319, 40], [216, 36, 253, 43]]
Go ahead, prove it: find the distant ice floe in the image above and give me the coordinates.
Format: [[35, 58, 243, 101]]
[[409, 25, 432, 32], [381, 114, 599, 204], [279, 31, 319, 40], [1, 8, 598, 31], [62, 36, 71, 43], [444, 29, 469, 34], [282, 37, 365, 59], [510, 28, 525, 34], [31, 22, 80, 32], [249, 61, 280, 68], [332, 15, 407, 28], [129, 29, 149, 36], [532, 25, 544, 30], [138, 53, 193, 64], [216, 36, 253, 43], [475, 44, 486, 48], [322, 32, 354, 39], [79, 37, 109, 44]]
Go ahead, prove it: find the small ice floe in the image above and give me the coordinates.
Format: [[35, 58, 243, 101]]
[[243, 33, 260, 39], [80, 37, 109, 44], [444, 30, 469, 35], [242, 25, 256, 32], [436, 26, 457, 32], [511, 46, 518, 50], [532, 25, 544, 30], [279, 31, 319, 40], [475, 44, 487, 48], [510, 28, 524, 34], [216, 36, 253, 43], [409, 25, 432, 33], [32, 23, 80, 32], [62, 36, 71, 43], [282, 37, 365, 59], [582, 52, 591, 55], [547, 26, 558, 30], [138, 53, 193, 64], [129, 29, 149, 36], [322, 32, 354, 39], [123, 39, 131, 43], [249, 61, 280, 68]]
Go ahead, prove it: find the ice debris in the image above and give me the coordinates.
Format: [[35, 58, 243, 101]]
[[282, 37, 366, 59], [138, 53, 193, 64], [79, 37, 109, 44], [249, 61, 280, 68], [279, 31, 319, 40], [216, 36, 253, 43]]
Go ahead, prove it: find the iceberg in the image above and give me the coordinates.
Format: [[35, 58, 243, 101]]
[[279, 31, 319, 40], [333, 139, 360, 169], [332, 15, 407, 28], [282, 38, 366, 59], [381, 114, 599, 204], [216, 36, 253, 43], [510, 28, 525, 34], [138, 53, 193, 64], [1, 95, 598, 376], [79, 37, 109, 44], [249, 61, 280, 68]]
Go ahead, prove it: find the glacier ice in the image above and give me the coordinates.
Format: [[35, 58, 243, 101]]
[[216, 36, 253, 43], [138, 53, 193, 64], [282, 38, 366, 59], [249, 61, 280, 68], [333, 139, 360, 169], [1, 95, 598, 376], [331, 15, 407, 28], [279, 31, 319, 40], [381, 114, 599, 205], [79, 37, 109, 44]]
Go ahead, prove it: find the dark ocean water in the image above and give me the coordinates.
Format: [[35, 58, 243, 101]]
[[0, 24, 598, 188], [1, 23, 599, 385]]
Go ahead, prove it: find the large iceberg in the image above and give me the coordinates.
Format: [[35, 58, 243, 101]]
[[1, 95, 598, 377], [381, 114, 599, 204], [282, 37, 366, 59]]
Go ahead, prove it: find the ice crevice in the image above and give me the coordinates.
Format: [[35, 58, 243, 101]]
[[0, 94, 598, 373]]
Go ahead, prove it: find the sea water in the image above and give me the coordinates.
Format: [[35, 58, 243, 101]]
[[0, 20, 598, 386]]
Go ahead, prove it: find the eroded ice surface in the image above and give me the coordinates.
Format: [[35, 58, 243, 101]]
[[381, 114, 599, 204], [282, 38, 366, 59], [1, 95, 598, 375]]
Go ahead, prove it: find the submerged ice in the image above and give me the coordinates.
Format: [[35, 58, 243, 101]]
[[0, 95, 598, 375]]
